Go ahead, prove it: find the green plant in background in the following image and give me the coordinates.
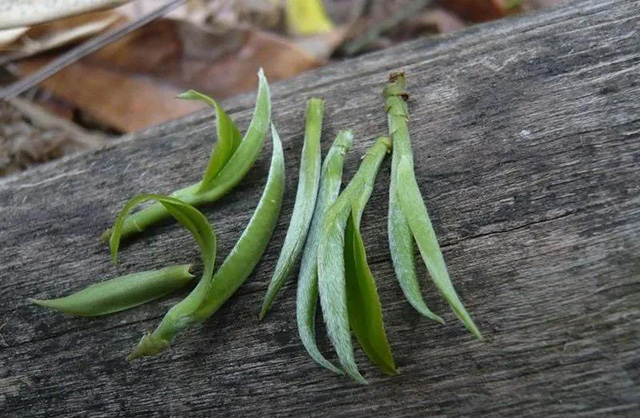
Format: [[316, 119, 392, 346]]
[[317, 137, 395, 384], [297, 129, 353, 375], [128, 124, 285, 360], [505, 0, 523, 10], [260, 98, 324, 319], [102, 69, 271, 243], [30, 264, 195, 317], [384, 72, 481, 340], [285, 0, 335, 36]]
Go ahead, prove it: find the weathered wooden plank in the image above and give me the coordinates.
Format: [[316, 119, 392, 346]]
[[1, 0, 639, 416]]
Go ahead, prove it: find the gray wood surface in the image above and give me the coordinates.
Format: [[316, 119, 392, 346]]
[[1, 0, 639, 416]]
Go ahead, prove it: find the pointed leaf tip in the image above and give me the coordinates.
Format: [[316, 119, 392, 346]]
[[258, 69, 269, 88], [176, 90, 216, 107]]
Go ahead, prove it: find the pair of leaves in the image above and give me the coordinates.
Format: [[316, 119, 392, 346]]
[[317, 205, 395, 384], [317, 137, 395, 383], [109, 194, 218, 359], [396, 157, 482, 339], [384, 72, 481, 340], [103, 69, 271, 242], [122, 123, 285, 360], [196, 68, 271, 199], [296, 130, 353, 376]]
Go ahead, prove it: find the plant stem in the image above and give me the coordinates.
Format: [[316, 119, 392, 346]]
[[385, 72, 443, 324]]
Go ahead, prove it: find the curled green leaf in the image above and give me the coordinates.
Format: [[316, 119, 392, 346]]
[[108, 194, 217, 360], [30, 264, 195, 317], [200, 68, 271, 197], [129, 123, 285, 359], [176, 90, 242, 187], [396, 156, 482, 340], [297, 130, 353, 375], [102, 69, 271, 243], [260, 98, 324, 319]]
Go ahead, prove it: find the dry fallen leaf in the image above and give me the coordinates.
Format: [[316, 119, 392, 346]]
[[83, 18, 322, 99], [440, 0, 520, 22], [15, 18, 321, 132], [0, 0, 130, 30], [0, 27, 28, 47], [0, 11, 125, 63], [293, 26, 350, 61], [16, 57, 205, 133]]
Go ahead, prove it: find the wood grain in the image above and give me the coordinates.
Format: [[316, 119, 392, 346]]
[[1, 0, 639, 415]]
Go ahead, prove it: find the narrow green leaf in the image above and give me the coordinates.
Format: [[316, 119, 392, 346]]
[[317, 202, 365, 384], [30, 264, 195, 317], [297, 130, 353, 375], [260, 98, 324, 318], [396, 156, 482, 340], [344, 213, 397, 375], [177, 90, 242, 188], [195, 123, 285, 320]]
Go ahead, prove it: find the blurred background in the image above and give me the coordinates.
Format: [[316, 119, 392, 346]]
[[0, 0, 564, 177]]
